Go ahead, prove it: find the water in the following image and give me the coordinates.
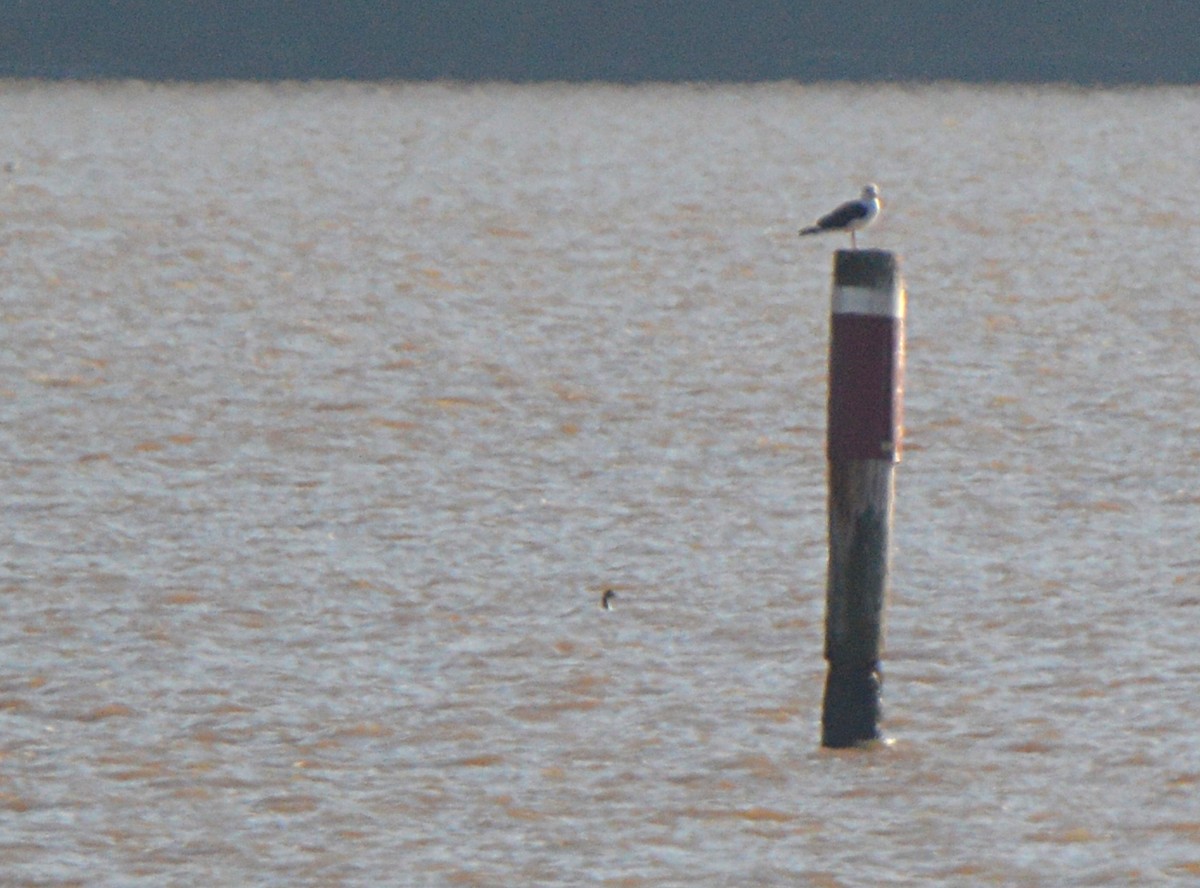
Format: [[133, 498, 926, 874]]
[[2, 80, 1200, 886]]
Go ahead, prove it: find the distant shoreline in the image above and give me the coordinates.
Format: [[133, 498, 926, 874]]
[[1, 4, 1196, 86]]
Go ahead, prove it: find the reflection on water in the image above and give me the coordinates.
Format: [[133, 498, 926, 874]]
[[3, 81, 1200, 885]]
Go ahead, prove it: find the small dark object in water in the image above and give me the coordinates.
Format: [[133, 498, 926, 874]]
[[600, 589, 616, 610]]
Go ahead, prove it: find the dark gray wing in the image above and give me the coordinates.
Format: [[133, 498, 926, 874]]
[[817, 200, 868, 230]]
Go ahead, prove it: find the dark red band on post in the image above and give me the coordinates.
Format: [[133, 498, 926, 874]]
[[827, 314, 903, 461]]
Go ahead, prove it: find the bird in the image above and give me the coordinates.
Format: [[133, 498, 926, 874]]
[[798, 184, 881, 249], [600, 589, 616, 611]]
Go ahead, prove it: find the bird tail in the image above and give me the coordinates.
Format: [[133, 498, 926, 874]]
[[798, 225, 821, 236]]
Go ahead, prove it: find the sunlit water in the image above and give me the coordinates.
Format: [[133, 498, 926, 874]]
[[3, 81, 1200, 886]]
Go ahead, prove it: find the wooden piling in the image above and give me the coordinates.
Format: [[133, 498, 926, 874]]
[[821, 249, 905, 748]]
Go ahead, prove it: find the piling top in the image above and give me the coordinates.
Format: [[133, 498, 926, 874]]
[[832, 250, 904, 319], [833, 250, 898, 290]]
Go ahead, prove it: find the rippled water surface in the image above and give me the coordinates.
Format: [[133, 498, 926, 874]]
[[3, 81, 1200, 886]]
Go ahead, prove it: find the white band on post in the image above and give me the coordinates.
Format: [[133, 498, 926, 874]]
[[831, 283, 904, 319]]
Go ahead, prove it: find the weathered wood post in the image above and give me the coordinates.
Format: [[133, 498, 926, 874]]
[[821, 249, 905, 748]]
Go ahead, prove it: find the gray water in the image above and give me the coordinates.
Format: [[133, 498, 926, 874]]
[[3, 81, 1200, 886]]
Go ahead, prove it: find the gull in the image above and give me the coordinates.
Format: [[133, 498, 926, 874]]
[[799, 184, 881, 248]]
